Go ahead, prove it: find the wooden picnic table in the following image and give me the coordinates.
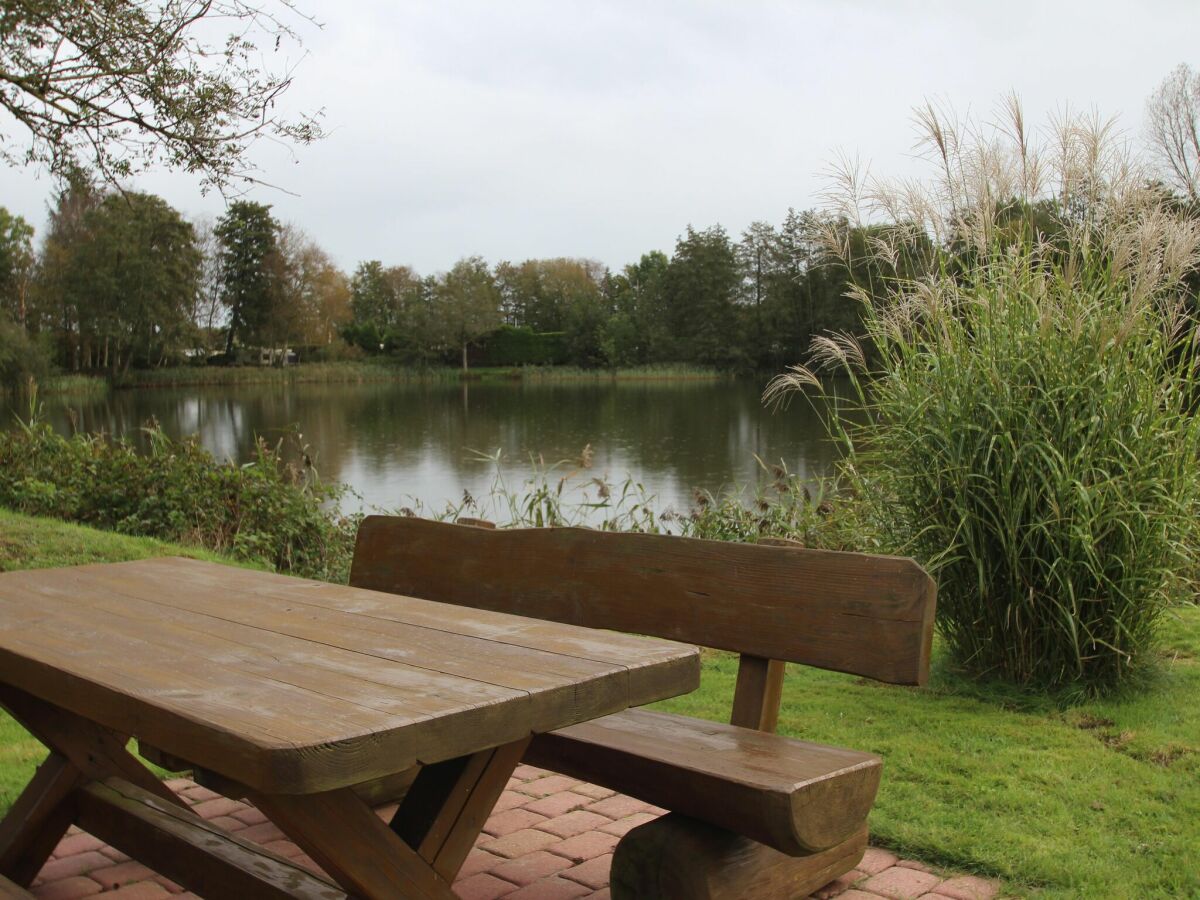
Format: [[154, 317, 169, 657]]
[[0, 557, 699, 899]]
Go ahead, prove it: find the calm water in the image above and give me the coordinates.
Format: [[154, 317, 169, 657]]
[[4, 379, 842, 520]]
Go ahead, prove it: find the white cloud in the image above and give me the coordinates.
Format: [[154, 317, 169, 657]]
[[0, 0, 1195, 273]]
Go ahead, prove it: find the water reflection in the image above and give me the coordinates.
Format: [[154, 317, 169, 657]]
[[3, 379, 844, 517]]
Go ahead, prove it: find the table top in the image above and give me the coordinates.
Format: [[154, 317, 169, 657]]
[[0, 557, 699, 794]]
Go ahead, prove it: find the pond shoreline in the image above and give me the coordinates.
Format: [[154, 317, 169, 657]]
[[40, 362, 733, 395]]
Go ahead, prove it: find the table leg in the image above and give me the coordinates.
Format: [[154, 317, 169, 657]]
[[253, 787, 457, 900], [0, 753, 83, 885], [0, 686, 185, 810], [392, 736, 531, 880], [250, 736, 531, 900]]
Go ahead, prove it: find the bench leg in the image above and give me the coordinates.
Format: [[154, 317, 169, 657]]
[[610, 813, 867, 900]]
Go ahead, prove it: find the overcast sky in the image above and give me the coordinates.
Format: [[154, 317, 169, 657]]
[[1, 0, 1196, 274]]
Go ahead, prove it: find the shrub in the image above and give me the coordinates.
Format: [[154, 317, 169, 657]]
[[0, 418, 357, 581], [0, 321, 51, 389], [769, 100, 1200, 693]]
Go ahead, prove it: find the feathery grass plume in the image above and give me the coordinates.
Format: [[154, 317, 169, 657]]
[[769, 98, 1200, 694]]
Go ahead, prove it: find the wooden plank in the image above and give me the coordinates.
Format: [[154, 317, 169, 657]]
[[526, 708, 880, 855], [76, 778, 346, 900], [253, 787, 456, 900], [0, 753, 82, 886], [350, 516, 937, 684], [117, 556, 700, 705], [0, 563, 697, 794], [729, 655, 786, 732], [392, 737, 530, 880], [610, 814, 868, 900], [57, 564, 634, 735]]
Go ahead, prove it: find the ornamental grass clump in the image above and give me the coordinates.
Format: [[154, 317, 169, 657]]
[[769, 99, 1200, 693]]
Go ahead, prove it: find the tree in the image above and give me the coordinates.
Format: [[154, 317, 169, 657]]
[[63, 191, 201, 373], [0, 208, 34, 328], [215, 201, 279, 354], [1146, 64, 1200, 203], [31, 171, 101, 367], [433, 256, 501, 372], [0, 0, 323, 190], [664, 226, 742, 368]]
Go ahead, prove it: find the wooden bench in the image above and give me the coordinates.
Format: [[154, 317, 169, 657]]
[[350, 516, 936, 900]]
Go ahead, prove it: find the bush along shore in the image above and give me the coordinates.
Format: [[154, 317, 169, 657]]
[[34, 361, 728, 395]]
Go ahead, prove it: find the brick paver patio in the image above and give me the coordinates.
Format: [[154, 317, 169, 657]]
[[30, 766, 1000, 900]]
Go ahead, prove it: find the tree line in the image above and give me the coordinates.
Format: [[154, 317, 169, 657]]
[[0, 177, 882, 377]]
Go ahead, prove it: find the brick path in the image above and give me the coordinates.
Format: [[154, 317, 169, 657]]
[[31, 766, 1000, 900]]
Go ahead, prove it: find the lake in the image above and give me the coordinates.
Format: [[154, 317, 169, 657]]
[[3, 378, 843, 521]]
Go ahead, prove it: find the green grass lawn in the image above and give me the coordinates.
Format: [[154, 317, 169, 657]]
[[0, 509, 1196, 897]]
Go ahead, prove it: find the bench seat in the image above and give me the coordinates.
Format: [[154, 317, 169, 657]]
[[526, 707, 881, 856]]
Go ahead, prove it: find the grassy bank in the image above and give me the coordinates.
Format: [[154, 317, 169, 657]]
[[0, 510, 1195, 896], [38, 361, 727, 394]]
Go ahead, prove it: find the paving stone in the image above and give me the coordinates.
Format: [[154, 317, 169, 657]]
[[291, 854, 324, 875], [481, 828, 562, 859], [236, 821, 287, 845], [98, 846, 130, 863], [483, 807, 549, 838], [512, 765, 546, 782], [858, 848, 900, 875], [545, 830, 620, 863], [491, 790, 532, 814], [560, 853, 613, 890], [504, 876, 592, 899], [454, 872, 519, 900], [522, 792, 593, 819], [179, 786, 219, 803], [261, 839, 303, 858], [597, 812, 657, 837], [53, 832, 106, 858], [585, 891, 611, 900], [490, 850, 573, 886], [582, 795, 656, 820], [935, 876, 1000, 900], [230, 805, 269, 826], [862, 866, 943, 899], [89, 860, 158, 889], [516, 775, 582, 798], [897, 859, 933, 872], [29, 876, 104, 899], [569, 783, 614, 801], [458, 849, 506, 879], [189, 796, 245, 820], [35, 852, 114, 884], [162, 779, 193, 792], [811, 869, 867, 898], [206, 815, 246, 833], [102, 883, 171, 900], [835, 892, 890, 900], [536, 810, 612, 839]]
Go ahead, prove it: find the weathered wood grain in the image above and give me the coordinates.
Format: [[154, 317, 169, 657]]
[[392, 737, 530, 879], [253, 787, 457, 900], [0, 753, 81, 886], [526, 707, 880, 855], [610, 815, 868, 900], [729, 654, 786, 732], [76, 778, 346, 900], [350, 516, 936, 684], [0, 560, 697, 794]]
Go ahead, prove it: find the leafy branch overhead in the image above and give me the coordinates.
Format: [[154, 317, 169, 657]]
[[0, 0, 325, 191]]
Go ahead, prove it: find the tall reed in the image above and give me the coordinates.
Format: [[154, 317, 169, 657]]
[[769, 99, 1200, 692]]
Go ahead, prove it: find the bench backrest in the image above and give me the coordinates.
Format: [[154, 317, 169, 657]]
[[350, 516, 936, 731]]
